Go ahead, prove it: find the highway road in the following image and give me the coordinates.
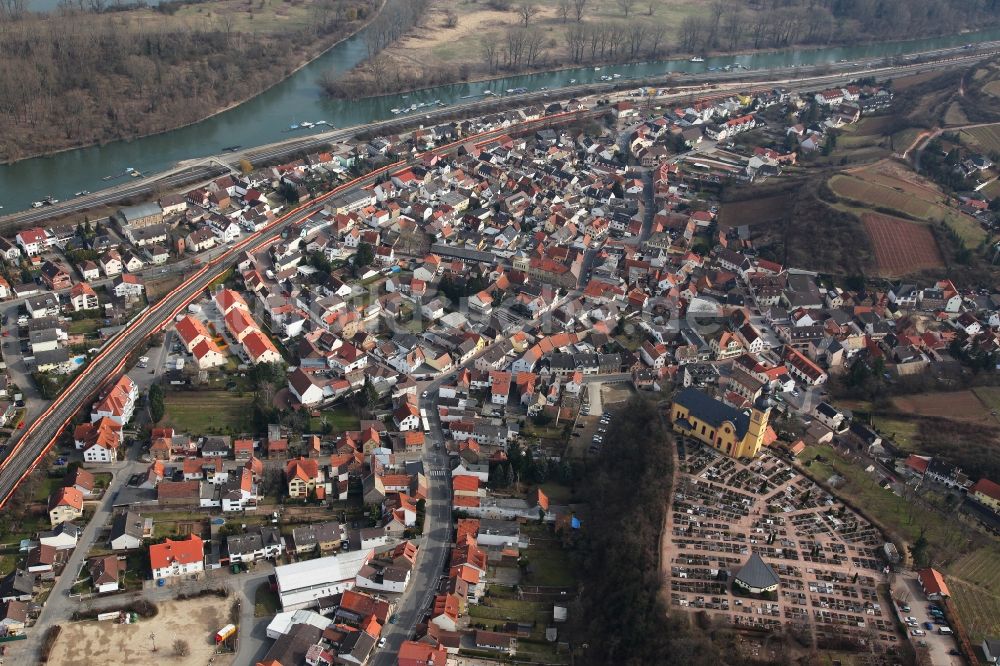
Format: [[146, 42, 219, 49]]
[[2, 39, 997, 231]]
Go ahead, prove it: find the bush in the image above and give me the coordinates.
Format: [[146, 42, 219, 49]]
[[173, 639, 190, 657], [39, 625, 62, 662]]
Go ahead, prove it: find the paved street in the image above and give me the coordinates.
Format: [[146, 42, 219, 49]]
[[9, 459, 140, 663]]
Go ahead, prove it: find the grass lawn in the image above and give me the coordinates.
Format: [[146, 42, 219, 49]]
[[161, 391, 254, 434], [0, 511, 51, 548], [68, 318, 102, 336], [522, 421, 567, 440], [947, 548, 1000, 641], [125, 551, 147, 579], [798, 445, 960, 563], [522, 547, 576, 588], [537, 482, 577, 504], [972, 386, 1000, 424], [871, 415, 919, 450], [309, 407, 361, 432], [254, 582, 281, 617], [33, 475, 64, 502], [152, 512, 207, 539]]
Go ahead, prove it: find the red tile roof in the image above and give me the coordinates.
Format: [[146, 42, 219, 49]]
[[149, 535, 204, 571], [917, 567, 950, 598], [971, 477, 1000, 502]]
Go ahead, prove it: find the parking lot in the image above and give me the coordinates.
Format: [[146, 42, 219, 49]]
[[891, 574, 962, 666], [666, 440, 904, 656]]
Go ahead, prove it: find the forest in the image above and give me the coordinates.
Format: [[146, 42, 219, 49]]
[[569, 397, 730, 666], [0, 0, 375, 162]]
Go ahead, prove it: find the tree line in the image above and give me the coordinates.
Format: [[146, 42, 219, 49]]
[[678, 0, 1000, 54], [328, 0, 1000, 99]]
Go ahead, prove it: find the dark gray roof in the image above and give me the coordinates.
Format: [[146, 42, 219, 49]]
[[673, 387, 750, 439], [816, 402, 839, 418], [110, 511, 145, 541], [118, 202, 163, 222], [735, 552, 780, 589]]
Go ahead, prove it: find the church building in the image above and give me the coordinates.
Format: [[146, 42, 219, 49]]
[[669, 387, 772, 459]]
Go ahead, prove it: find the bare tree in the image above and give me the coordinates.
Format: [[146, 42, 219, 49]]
[[616, 0, 635, 18], [173, 640, 190, 657], [706, 0, 726, 48], [443, 8, 457, 28], [565, 23, 587, 62], [556, 0, 571, 23], [481, 37, 499, 73], [571, 0, 587, 22], [646, 1, 655, 16], [722, 8, 744, 51], [677, 15, 706, 53], [646, 24, 666, 57], [515, 1, 539, 27]]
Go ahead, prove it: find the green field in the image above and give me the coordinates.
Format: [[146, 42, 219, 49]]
[[947, 549, 1000, 641], [829, 172, 987, 246], [871, 416, 920, 450], [521, 524, 576, 588], [309, 407, 361, 433], [68, 318, 102, 336], [799, 445, 959, 562], [962, 123, 1000, 154], [161, 391, 254, 434], [972, 386, 1000, 423], [254, 582, 281, 617]]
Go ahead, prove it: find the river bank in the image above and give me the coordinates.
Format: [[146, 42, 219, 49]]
[[0, 0, 386, 166], [326, 0, 1000, 100], [3, 22, 1000, 214]]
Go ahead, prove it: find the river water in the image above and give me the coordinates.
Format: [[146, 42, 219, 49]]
[[3, 26, 1000, 214]]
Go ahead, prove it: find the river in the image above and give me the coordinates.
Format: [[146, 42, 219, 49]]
[[3, 27, 1000, 214]]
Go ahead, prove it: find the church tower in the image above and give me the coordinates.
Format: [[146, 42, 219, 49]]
[[742, 393, 772, 458]]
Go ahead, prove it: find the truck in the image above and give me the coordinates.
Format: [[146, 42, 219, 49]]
[[215, 624, 237, 644]]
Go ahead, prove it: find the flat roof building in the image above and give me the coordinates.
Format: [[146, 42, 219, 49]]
[[274, 549, 373, 611]]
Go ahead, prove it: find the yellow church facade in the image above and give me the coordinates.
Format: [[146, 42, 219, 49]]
[[670, 387, 770, 459]]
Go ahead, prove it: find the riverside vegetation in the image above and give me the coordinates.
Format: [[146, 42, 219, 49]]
[[325, 0, 1000, 98]]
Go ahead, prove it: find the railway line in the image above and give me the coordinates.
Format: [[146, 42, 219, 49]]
[[0, 108, 597, 508]]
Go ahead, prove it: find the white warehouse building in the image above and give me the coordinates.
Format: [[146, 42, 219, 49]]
[[274, 549, 373, 611]]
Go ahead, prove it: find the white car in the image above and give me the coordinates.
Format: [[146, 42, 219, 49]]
[[378, 637, 387, 648], [139, 356, 149, 363]]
